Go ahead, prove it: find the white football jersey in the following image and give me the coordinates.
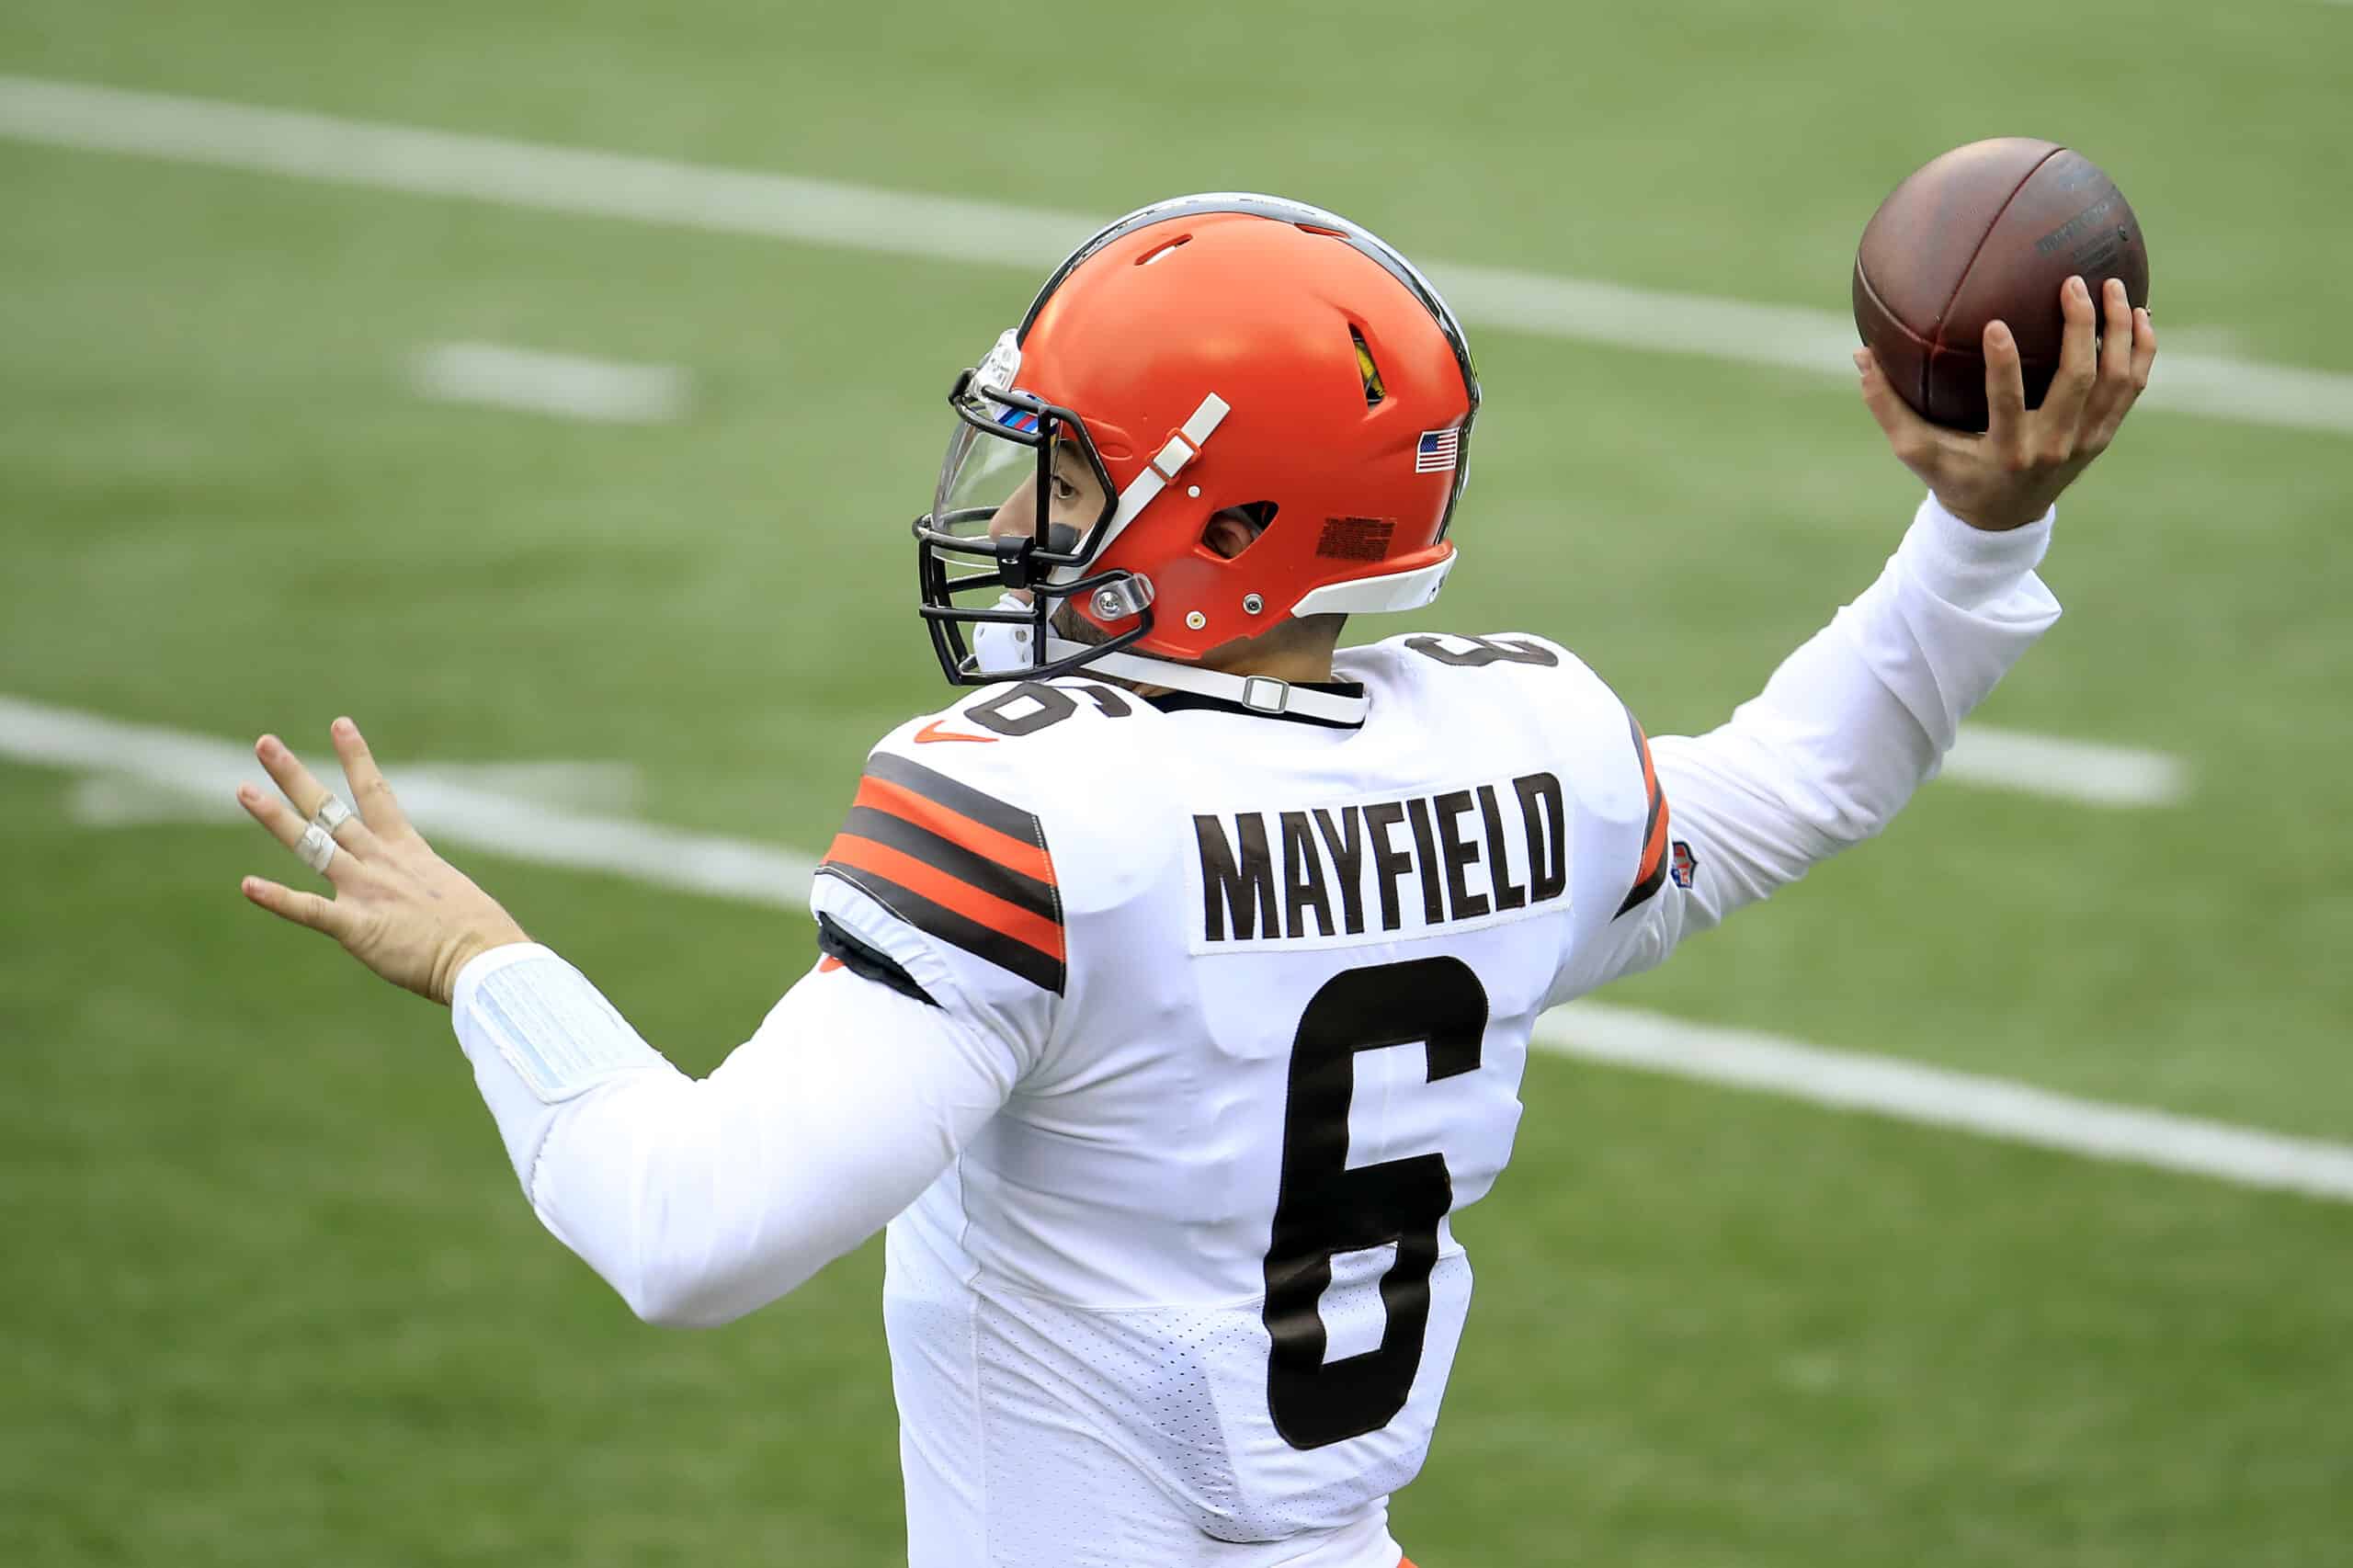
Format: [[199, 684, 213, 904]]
[[450, 498, 2060, 1568], [814, 631, 1665, 1566]]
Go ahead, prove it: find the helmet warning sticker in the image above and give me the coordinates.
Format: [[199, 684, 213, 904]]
[[1316, 517, 1396, 562]]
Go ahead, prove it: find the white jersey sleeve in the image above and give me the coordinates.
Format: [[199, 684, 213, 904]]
[[442, 712, 1083, 1331], [1553, 491, 2062, 999], [449, 940, 1020, 1328]]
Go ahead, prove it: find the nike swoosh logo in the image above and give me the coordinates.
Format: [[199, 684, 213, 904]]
[[914, 720, 996, 744]]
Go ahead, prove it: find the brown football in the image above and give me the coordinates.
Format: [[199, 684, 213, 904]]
[[1854, 139, 2150, 431]]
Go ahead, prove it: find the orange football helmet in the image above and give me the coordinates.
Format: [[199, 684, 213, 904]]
[[915, 194, 1479, 707]]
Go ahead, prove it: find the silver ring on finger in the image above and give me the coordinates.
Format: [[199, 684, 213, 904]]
[[296, 822, 338, 874], [310, 793, 355, 836]]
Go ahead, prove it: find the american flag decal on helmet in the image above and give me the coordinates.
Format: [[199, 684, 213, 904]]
[[1415, 427, 1461, 473]]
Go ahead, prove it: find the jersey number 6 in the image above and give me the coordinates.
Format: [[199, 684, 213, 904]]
[[1262, 957, 1489, 1449]]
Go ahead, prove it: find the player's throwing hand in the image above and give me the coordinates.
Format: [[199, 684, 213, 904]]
[[234, 720, 529, 1005], [1857, 275, 2156, 532]]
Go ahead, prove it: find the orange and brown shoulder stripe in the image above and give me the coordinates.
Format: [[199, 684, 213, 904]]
[[817, 751, 1064, 994], [1616, 710, 1671, 917]]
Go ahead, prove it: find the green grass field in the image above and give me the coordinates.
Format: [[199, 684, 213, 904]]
[[5, 3, 2351, 1562]]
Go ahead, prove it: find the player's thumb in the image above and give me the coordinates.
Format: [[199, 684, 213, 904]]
[[1852, 348, 1903, 432]]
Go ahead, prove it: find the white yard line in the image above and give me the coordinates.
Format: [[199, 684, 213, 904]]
[[0, 696, 813, 903], [408, 341, 688, 424], [1939, 725, 2188, 808], [1, 74, 2347, 436], [67, 758, 641, 825], [1535, 1005, 2353, 1203], [4, 691, 2341, 1202]]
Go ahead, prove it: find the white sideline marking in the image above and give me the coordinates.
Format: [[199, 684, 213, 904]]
[[1941, 725, 2188, 808], [1532, 1006, 2353, 1203], [408, 342, 688, 424], [1, 74, 2348, 437], [4, 690, 2347, 1203], [67, 758, 641, 825], [0, 696, 812, 903]]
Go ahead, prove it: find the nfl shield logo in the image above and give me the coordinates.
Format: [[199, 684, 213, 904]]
[[1670, 840, 1698, 889]]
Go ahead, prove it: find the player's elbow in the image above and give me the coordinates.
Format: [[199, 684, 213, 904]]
[[612, 1235, 831, 1330], [623, 1281, 745, 1330], [616, 1261, 767, 1330]]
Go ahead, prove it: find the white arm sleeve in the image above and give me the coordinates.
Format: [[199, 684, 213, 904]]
[[450, 943, 1019, 1328], [1566, 493, 2063, 994]]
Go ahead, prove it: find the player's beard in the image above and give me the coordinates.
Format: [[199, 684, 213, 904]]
[[1046, 596, 1110, 648]]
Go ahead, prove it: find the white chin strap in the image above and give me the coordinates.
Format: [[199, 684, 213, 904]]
[[974, 598, 1367, 724], [1044, 637, 1368, 724]]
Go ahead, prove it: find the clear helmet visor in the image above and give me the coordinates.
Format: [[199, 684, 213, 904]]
[[930, 399, 1053, 547], [928, 333, 1117, 563], [913, 330, 1152, 685]]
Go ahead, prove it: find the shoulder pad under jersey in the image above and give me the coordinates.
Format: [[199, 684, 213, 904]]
[[807, 677, 1173, 1030], [1352, 630, 1666, 927]]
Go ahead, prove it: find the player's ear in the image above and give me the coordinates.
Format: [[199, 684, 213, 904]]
[[1202, 502, 1277, 561]]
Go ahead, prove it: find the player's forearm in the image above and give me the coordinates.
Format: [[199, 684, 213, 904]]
[[451, 947, 980, 1328], [1656, 494, 2060, 909]]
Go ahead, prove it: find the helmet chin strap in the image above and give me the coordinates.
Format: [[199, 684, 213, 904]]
[[1043, 637, 1368, 724]]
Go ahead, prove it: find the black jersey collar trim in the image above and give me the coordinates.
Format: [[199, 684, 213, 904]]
[[1143, 680, 1368, 731]]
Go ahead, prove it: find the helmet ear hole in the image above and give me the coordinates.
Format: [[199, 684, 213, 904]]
[[1203, 502, 1279, 560]]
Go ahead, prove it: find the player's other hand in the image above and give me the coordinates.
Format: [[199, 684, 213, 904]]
[[1856, 275, 2156, 532], [234, 720, 530, 1006]]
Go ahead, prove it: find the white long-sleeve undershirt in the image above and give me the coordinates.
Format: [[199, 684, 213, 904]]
[[1565, 492, 2061, 988], [454, 945, 1018, 1326], [449, 492, 2059, 1328]]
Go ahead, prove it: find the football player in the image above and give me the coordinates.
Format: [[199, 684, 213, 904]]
[[233, 195, 2155, 1567]]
